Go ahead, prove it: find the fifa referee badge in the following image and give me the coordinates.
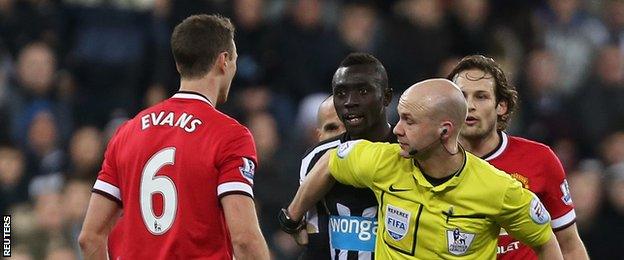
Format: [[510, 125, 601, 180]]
[[3, 215, 10, 257]]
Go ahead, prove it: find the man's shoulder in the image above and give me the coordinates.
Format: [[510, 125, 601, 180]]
[[506, 134, 553, 156], [466, 152, 517, 186], [303, 134, 345, 157]]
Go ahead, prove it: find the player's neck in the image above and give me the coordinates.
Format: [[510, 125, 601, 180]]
[[179, 77, 219, 107], [353, 120, 392, 142], [459, 130, 500, 158]]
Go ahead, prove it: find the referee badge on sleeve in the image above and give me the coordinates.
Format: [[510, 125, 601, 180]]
[[529, 197, 550, 224]]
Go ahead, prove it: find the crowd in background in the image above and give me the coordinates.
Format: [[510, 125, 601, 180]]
[[0, 0, 623, 259]]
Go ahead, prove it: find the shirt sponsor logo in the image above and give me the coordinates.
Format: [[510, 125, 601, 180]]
[[529, 196, 550, 224], [497, 241, 521, 254], [337, 140, 361, 159], [385, 204, 410, 241], [446, 228, 475, 255], [560, 179, 573, 205], [239, 158, 255, 184], [329, 215, 377, 251]]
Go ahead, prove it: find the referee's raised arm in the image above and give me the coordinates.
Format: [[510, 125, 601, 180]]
[[281, 152, 335, 231]]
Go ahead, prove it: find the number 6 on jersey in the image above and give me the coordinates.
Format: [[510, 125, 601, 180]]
[[140, 147, 178, 235]]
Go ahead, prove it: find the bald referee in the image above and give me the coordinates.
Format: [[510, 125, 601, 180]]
[[279, 79, 563, 259]]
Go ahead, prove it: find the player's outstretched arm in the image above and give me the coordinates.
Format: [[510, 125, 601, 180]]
[[79, 193, 121, 260], [534, 231, 564, 260], [554, 223, 589, 260], [222, 194, 270, 260], [287, 152, 336, 222]]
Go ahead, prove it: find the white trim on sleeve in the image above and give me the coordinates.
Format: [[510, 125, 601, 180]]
[[551, 209, 576, 229], [217, 182, 253, 197], [93, 180, 121, 200]]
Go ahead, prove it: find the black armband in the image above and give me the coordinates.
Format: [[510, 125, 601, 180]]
[[278, 208, 305, 234]]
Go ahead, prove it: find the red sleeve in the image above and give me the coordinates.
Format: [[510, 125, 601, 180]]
[[92, 123, 126, 206], [215, 124, 258, 199], [539, 147, 575, 230]]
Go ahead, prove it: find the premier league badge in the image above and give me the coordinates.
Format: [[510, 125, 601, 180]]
[[446, 228, 475, 255], [385, 204, 410, 241], [337, 140, 361, 158]]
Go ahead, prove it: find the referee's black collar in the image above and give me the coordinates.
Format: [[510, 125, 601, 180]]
[[173, 91, 214, 106]]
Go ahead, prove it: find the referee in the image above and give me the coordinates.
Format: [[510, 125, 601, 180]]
[[280, 79, 563, 259]]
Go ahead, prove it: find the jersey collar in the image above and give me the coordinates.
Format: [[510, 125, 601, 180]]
[[482, 131, 508, 161], [172, 91, 214, 106]]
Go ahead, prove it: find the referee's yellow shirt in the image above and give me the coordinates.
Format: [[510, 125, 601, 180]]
[[328, 140, 552, 259]]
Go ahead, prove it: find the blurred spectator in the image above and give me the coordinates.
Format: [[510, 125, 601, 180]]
[[68, 126, 102, 179], [24, 110, 66, 178], [551, 137, 580, 171], [0, 46, 12, 141], [567, 159, 604, 232], [0, 144, 27, 213], [600, 131, 624, 167], [582, 161, 624, 259], [378, 0, 452, 92], [574, 45, 624, 156], [337, 2, 380, 53], [228, 86, 295, 138], [533, 0, 608, 94], [28, 191, 67, 259], [447, 0, 495, 56], [603, 0, 624, 47], [294, 93, 329, 146], [248, 112, 301, 259], [45, 245, 77, 260], [0, 0, 61, 56], [229, 0, 271, 86], [62, 178, 91, 256], [265, 0, 343, 103], [6, 42, 72, 147], [63, 0, 168, 127], [9, 245, 35, 260], [518, 49, 574, 143]]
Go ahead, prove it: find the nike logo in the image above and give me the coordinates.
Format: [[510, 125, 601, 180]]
[[389, 184, 412, 192]]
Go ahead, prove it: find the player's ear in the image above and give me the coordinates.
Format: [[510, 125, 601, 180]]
[[496, 101, 508, 116], [175, 63, 181, 74], [216, 51, 229, 73]]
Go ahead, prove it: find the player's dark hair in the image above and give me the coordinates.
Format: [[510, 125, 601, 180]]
[[171, 14, 235, 79], [339, 52, 389, 90], [447, 55, 518, 131]]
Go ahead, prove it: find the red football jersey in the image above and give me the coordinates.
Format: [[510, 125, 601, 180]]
[[93, 92, 257, 259], [485, 132, 575, 260]]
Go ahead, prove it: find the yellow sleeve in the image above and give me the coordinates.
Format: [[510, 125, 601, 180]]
[[328, 140, 380, 189], [494, 179, 552, 247]]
